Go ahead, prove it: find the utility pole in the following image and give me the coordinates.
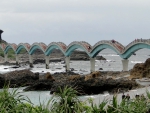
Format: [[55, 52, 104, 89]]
[[0, 29, 3, 41]]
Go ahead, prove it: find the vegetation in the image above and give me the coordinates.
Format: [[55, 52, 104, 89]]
[[0, 48, 26, 60], [1, 85, 150, 113]]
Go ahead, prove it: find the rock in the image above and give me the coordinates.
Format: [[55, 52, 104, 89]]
[[33, 59, 45, 64], [3, 69, 39, 87], [99, 68, 103, 70], [70, 68, 74, 71], [68, 75, 81, 81], [50, 75, 138, 95], [96, 56, 106, 60], [130, 58, 150, 79], [11, 66, 20, 68], [85, 71, 101, 81], [24, 79, 54, 91], [0, 75, 5, 88], [45, 72, 55, 81]]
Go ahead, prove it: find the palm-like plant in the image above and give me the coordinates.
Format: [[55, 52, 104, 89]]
[[50, 86, 84, 113]]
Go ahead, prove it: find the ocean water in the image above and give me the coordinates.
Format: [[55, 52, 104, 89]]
[[0, 48, 150, 106]]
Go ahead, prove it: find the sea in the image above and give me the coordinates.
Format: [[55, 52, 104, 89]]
[[0, 48, 150, 106]]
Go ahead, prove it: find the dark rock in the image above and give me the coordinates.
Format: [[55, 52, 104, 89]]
[[130, 58, 150, 79], [50, 72, 138, 95], [0, 75, 5, 88], [24, 79, 54, 91], [96, 56, 106, 60], [99, 68, 103, 70], [70, 68, 74, 71], [3, 69, 39, 87], [11, 66, 20, 68]]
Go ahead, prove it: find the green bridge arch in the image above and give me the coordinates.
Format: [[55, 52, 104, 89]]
[[121, 43, 150, 59], [90, 44, 120, 58]]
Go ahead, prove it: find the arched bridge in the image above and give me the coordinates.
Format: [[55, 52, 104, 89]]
[[1, 39, 150, 72]]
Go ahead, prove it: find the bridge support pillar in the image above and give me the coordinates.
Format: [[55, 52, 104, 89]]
[[4, 53, 8, 62], [122, 59, 129, 71], [29, 54, 33, 68], [90, 57, 95, 72], [45, 55, 50, 69], [16, 54, 19, 65], [65, 57, 70, 72]]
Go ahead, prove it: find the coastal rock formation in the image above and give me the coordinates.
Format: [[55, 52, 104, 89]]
[[0, 69, 138, 96], [23, 71, 138, 95], [130, 58, 150, 79], [3, 69, 39, 87], [50, 74, 138, 95]]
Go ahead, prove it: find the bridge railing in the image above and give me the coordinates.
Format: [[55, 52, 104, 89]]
[[93, 40, 124, 53], [124, 39, 150, 52]]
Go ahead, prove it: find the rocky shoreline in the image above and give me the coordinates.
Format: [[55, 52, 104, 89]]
[[0, 69, 140, 96]]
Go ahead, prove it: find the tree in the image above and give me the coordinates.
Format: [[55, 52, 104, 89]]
[[0, 29, 4, 41]]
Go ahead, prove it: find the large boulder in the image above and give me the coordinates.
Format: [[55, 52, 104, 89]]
[[3, 69, 39, 87], [130, 58, 150, 79]]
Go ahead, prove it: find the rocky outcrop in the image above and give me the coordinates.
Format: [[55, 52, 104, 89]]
[[96, 56, 106, 60], [3, 69, 39, 87], [0, 69, 138, 95], [130, 58, 150, 79], [50, 74, 138, 95]]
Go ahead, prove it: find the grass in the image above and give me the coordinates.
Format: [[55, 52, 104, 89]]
[[1, 85, 150, 113]]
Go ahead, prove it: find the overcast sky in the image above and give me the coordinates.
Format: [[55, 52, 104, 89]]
[[0, 0, 150, 46]]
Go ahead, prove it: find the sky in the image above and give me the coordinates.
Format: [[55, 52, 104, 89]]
[[0, 0, 150, 46]]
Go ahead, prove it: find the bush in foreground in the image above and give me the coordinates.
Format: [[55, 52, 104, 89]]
[[1, 85, 150, 113]]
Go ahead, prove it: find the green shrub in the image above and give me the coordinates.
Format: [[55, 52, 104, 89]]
[[49, 86, 85, 113], [0, 86, 50, 113]]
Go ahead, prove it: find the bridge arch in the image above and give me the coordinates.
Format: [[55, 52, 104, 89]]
[[29, 43, 47, 55], [90, 40, 122, 58], [16, 43, 30, 54], [65, 41, 91, 57], [121, 43, 150, 59], [45, 42, 66, 56], [4, 43, 17, 54]]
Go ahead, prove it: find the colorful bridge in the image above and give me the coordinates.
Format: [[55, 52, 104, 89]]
[[1, 39, 150, 72]]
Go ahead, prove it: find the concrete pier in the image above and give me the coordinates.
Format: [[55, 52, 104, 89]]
[[122, 59, 129, 71], [90, 57, 95, 72], [45, 55, 50, 69], [29, 54, 33, 68], [16, 54, 19, 65], [4, 53, 8, 62], [65, 57, 70, 72]]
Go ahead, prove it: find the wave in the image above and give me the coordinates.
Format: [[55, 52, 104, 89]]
[[98, 54, 119, 56], [106, 60, 115, 62], [131, 61, 143, 64]]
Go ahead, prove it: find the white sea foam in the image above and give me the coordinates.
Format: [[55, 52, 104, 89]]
[[131, 61, 143, 63], [99, 54, 119, 56]]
